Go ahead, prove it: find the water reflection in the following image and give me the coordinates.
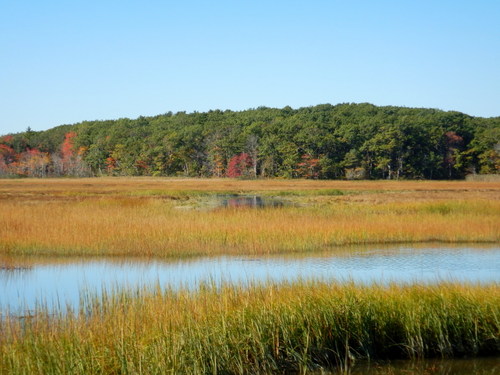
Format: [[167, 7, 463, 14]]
[[323, 357, 500, 375], [1, 245, 499, 314], [219, 195, 286, 208]]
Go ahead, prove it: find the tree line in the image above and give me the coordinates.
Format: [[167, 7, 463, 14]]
[[1, 103, 498, 179]]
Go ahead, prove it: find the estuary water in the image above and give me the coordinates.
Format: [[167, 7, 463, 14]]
[[324, 357, 500, 375], [1, 244, 499, 314]]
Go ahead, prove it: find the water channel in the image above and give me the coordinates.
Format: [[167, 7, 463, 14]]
[[1, 244, 498, 314], [324, 357, 499, 375]]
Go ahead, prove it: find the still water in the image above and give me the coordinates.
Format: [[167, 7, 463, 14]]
[[1, 245, 499, 313], [219, 195, 287, 208], [324, 357, 499, 375]]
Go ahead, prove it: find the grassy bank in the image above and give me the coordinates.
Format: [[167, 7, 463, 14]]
[[1, 281, 498, 374], [0, 178, 499, 257]]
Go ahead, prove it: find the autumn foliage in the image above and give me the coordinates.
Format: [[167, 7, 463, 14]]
[[295, 154, 320, 178], [0, 132, 90, 177], [227, 153, 253, 178]]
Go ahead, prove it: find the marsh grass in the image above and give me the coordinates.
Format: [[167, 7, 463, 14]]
[[0, 254, 33, 270], [0, 179, 499, 257], [0, 281, 498, 374], [1, 178, 498, 373]]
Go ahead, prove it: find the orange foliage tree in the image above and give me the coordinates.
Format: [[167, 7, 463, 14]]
[[295, 154, 320, 178]]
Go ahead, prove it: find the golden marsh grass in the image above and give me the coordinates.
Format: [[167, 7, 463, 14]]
[[1, 281, 498, 374], [1, 178, 499, 373], [0, 178, 499, 257]]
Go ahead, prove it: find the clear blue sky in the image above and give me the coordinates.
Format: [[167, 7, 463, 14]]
[[1, 0, 499, 134]]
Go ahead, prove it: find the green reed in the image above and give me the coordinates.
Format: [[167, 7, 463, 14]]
[[1, 281, 498, 374]]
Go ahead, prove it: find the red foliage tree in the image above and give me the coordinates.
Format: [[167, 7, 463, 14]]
[[57, 131, 90, 176], [0, 144, 16, 175], [295, 154, 320, 178], [227, 153, 253, 178], [61, 132, 77, 160], [1, 135, 13, 143], [135, 159, 149, 174], [105, 157, 117, 173], [0, 144, 15, 160]]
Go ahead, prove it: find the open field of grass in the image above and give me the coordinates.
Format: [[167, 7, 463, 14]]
[[0, 178, 499, 257], [0, 281, 498, 374]]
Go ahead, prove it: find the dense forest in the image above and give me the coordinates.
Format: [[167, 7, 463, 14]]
[[1, 103, 499, 179]]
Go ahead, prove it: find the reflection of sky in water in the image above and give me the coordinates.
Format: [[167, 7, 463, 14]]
[[1, 246, 499, 314]]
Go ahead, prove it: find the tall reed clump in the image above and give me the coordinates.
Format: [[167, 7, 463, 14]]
[[1, 282, 498, 374]]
